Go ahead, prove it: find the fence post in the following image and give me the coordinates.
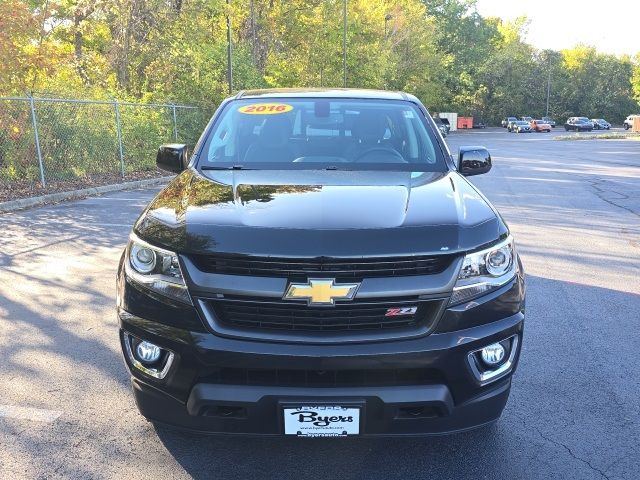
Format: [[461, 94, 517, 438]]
[[171, 104, 178, 142], [113, 99, 125, 178], [28, 94, 46, 188]]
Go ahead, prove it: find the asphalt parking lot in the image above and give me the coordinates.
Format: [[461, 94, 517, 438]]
[[1, 127, 639, 479]]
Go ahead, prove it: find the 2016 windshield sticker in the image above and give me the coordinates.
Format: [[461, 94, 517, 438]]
[[238, 103, 293, 114]]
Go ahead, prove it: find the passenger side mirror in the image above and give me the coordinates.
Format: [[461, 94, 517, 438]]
[[156, 144, 188, 173], [458, 146, 491, 176]]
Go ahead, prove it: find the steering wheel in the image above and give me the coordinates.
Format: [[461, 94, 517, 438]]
[[354, 147, 407, 163]]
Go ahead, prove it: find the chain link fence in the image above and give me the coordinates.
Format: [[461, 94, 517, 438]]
[[0, 96, 210, 202]]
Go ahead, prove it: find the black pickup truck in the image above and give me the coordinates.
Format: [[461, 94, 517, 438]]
[[117, 88, 525, 437]]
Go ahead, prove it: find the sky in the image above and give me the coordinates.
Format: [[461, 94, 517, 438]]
[[475, 0, 639, 56]]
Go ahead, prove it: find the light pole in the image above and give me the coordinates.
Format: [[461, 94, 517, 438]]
[[343, 0, 347, 87], [226, 0, 233, 94], [250, 0, 256, 64], [384, 14, 393, 38], [545, 58, 551, 117]]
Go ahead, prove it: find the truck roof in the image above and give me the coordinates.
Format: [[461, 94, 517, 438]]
[[236, 88, 416, 102]]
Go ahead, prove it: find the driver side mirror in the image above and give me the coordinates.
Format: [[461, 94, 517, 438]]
[[458, 146, 491, 176], [157, 144, 188, 173]]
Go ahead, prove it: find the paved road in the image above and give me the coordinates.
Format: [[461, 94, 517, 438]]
[[1, 128, 639, 479]]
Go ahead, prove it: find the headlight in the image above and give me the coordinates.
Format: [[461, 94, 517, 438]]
[[130, 244, 156, 273], [449, 236, 516, 306], [124, 233, 191, 305]]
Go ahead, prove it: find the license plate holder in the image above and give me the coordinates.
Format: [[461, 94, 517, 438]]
[[282, 403, 363, 437]]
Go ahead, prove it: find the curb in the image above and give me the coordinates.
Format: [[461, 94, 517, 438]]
[[0, 176, 174, 213]]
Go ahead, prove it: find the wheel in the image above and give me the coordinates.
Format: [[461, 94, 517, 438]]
[[564, 125, 569, 131], [624, 124, 630, 130], [546, 129, 550, 133]]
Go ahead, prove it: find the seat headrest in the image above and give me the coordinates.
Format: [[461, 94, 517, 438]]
[[259, 116, 292, 147], [351, 112, 388, 143]]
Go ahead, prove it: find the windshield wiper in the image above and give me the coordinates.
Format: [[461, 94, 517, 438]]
[[201, 164, 247, 170], [324, 165, 351, 171]]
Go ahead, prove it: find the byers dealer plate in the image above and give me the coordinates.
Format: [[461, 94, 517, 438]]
[[283, 406, 360, 437]]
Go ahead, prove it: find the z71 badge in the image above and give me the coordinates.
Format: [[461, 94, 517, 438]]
[[385, 306, 418, 317]]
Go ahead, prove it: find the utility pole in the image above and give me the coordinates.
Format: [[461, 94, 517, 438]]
[[226, 0, 233, 94], [250, 0, 256, 64], [545, 58, 551, 117], [343, 0, 347, 87]]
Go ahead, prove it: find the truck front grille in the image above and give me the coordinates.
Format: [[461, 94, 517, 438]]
[[206, 297, 443, 333], [189, 253, 455, 279], [200, 367, 445, 388]]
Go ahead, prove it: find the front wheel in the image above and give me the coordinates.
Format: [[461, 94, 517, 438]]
[[564, 126, 570, 131], [624, 124, 630, 130]]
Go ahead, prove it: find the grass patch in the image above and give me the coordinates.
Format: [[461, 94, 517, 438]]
[[555, 132, 640, 141]]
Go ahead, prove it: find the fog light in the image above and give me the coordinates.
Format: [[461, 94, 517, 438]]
[[468, 335, 518, 385], [481, 342, 506, 366], [123, 331, 175, 379], [135, 341, 161, 364]]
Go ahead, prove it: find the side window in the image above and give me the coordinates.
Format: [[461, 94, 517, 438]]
[[292, 109, 302, 136], [207, 112, 235, 161], [402, 112, 418, 159]]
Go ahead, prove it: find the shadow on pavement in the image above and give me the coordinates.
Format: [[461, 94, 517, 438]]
[[153, 275, 640, 480]]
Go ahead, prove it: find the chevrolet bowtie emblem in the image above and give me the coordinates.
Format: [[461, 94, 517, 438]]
[[283, 278, 360, 306]]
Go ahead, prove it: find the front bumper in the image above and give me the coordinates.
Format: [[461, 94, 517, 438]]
[[117, 263, 525, 436], [132, 372, 513, 437]]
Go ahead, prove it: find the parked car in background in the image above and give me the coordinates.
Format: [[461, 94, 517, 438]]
[[502, 116, 517, 128], [439, 117, 451, 134], [433, 117, 448, 137], [591, 119, 611, 130], [521, 116, 533, 123], [564, 117, 593, 132], [530, 120, 552, 132], [511, 121, 532, 133], [623, 115, 639, 130], [541, 116, 556, 128], [472, 119, 486, 129]]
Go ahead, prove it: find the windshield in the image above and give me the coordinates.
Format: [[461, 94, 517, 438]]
[[199, 98, 446, 171]]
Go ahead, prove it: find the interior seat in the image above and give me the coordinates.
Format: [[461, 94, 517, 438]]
[[345, 112, 402, 162], [243, 116, 297, 163]]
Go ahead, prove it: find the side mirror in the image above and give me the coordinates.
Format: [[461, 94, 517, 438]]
[[458, 146, 491, 176], [156, 144, 188, 173]]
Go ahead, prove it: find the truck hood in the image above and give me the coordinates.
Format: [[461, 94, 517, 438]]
[[134, 169, 506, 257]]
